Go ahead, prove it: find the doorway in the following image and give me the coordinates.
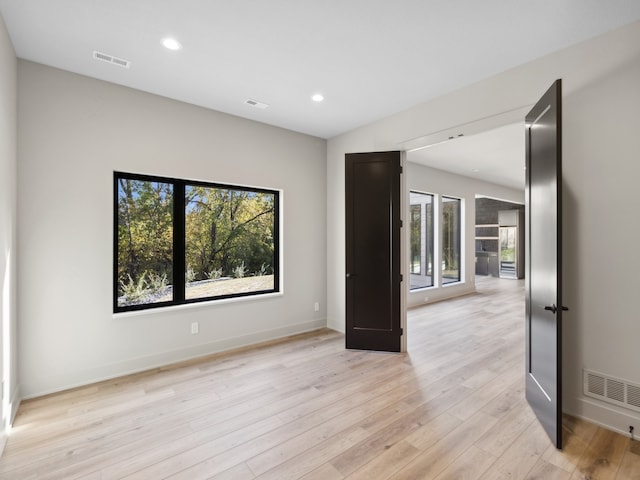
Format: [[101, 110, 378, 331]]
[[404, 121, 526, 312]]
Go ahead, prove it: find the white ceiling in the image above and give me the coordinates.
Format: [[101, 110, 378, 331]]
[[408, 122, 526, 190], [1, 1, 640, 190]]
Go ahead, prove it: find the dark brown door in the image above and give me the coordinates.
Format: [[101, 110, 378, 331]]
[[525, 80, 565, 448], [345, 151, 402, 352]]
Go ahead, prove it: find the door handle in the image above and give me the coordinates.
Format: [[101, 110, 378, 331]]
[[544, 304, 569, 314], [346, 273, 357, 279]]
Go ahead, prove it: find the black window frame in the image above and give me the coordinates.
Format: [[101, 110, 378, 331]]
[[113, 171, 280, 313], [409, 190, 435, 290], [441, 195, 462, 285]]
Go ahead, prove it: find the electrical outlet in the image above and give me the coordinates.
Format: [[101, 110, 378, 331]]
[[191, 322, 199, 334], [314, 302, 320, 312]]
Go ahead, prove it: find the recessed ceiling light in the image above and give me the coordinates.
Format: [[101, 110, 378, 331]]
[[162, 37, 182, 51], [311, 93, 324, 102], [471, 168, 480, 172]]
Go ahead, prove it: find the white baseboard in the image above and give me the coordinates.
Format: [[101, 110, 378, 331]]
[[565, 395, 640, 438], [10, 386, 20, 426], [22, 318, 326, 400]]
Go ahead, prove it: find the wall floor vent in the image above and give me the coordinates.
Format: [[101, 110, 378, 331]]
[[584, 369, 640, 413]]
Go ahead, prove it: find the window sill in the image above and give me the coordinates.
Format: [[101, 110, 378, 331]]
[[113, 291, 284, 319], [409, 285, 436, 293]]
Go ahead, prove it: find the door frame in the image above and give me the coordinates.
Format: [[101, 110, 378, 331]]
[[399, 151, 407, 352]]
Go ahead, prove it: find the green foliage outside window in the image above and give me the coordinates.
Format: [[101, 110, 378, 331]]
[[185, 185, 274, 284], [442, 196, 461, 284], [410, 204, 421, 274], [117, 178, 173, 306]]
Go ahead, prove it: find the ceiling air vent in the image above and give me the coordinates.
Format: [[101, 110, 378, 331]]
[[93, 51, 131, 69], [584, 369, 640, 413], [245, 99, 269, 109]]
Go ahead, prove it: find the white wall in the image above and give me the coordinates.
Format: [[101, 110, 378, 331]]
[[17, 61, 327, 398], [0, 11, 18, 446], [406, 162, 523, 308], [562, 49, 640, 433], [327, 21, 640, 435]]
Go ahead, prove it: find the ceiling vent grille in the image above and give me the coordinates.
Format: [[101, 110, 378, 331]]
[[93, 51, 131, 69], [584, 369, 640, 413], [245, 99, 269, 109]]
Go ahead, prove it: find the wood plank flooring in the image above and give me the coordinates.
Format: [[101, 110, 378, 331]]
[[1, 276, 638, 479]]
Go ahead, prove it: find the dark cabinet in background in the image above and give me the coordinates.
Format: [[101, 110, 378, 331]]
[[475, 251, 499, 277]]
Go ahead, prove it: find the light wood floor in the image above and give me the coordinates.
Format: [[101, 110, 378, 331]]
[[1, 277, 639, 479]]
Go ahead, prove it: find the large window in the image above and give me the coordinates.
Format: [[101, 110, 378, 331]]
[[115, 172, 279, 312], [441, 196, 461, 285], [409, 191, 434, 290], [410, 204, 421, 274]]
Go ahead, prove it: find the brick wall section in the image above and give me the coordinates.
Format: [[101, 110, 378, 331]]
[[476, 197, 524, 225]]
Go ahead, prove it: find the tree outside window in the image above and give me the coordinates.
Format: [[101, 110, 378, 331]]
[[115, 172, 279, 312]]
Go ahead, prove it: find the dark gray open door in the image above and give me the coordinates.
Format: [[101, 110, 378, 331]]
[[345, 151, 402, 352], [525, 80, 565, 448]]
